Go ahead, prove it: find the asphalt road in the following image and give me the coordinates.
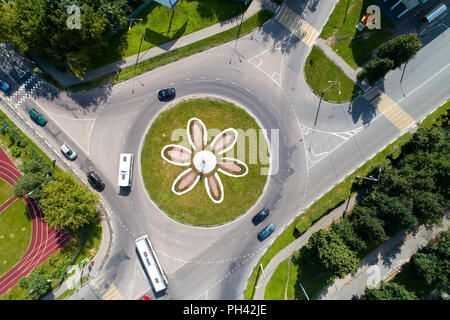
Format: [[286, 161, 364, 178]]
[[0, 0, 448, 300]]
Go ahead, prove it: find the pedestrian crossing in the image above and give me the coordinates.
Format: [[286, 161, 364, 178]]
[[8, 73, 43, 108], [102, 284, 123, 300], [274, 4, 319, 47], [364, 88, 415, 132]]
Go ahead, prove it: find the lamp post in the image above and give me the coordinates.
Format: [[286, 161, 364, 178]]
[[356, 167, 381, 182], [298, 281, 310, 300], [129, 18, 144, 93], [322, 80, 341, 96]]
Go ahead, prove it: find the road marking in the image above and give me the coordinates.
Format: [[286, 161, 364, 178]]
[[364, 89, 415, 132], [102, 284, 122, 300], [275, 4, 319, 47]]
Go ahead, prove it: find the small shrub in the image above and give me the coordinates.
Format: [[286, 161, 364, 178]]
[[11, 146, 21, 158]]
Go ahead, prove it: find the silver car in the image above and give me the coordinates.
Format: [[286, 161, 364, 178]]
[[60, 143, 77, 160]]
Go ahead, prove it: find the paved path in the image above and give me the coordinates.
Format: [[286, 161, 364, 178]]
[[253, 192, 358, 300], [35, 0, 277, 87], [317, 215, 450, 300], [315, 38, 361, 82]]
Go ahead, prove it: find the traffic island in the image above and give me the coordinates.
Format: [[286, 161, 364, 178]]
[[141, 98, 270, 226]]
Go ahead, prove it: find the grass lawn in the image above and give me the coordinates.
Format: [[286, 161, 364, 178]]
[[67, 10, 274, 92], [321, 0, 394, 40], [0, 178, 13, 206], [264, 259, 289, 300], [141, 98, 269, 226], [320, 0, 395, 69], [0, 199, 31, 277], [95, 0, 248, 68], [304, 46, 362, 102], [331, 31, 394, 69]]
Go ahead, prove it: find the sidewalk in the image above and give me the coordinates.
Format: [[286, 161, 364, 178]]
[[36, 0, 277, 88], [315, 38, 361, 82], [253, 192, 359, 300], [42, 205, 112, 300], [317, 215, 450, 300]]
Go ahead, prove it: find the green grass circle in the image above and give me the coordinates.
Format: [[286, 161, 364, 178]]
[[141, 98, 270, 226]]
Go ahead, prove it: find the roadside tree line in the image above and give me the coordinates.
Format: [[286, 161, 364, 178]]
[[358, 33, 422, 85], [0, 0, 147, 78], [294, 125, 449, 296]]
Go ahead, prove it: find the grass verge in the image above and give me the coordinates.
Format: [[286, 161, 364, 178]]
[[304, 46, 362, 102]]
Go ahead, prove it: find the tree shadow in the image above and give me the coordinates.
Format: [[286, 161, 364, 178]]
[[193, 0, 248, 23]]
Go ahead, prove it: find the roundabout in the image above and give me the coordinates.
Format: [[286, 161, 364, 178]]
[[141, 98, 270, 226]]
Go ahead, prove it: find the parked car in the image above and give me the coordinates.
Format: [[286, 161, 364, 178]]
[[0, 80, 10, 92], [29, 108, 47, 126], [252, 208, 270, 225], [157, 88, 175, 101], [140, 295, 151, 300], [87, 171, 105, 191], [257, 223, 275, 241], [60, 143, 77, 160]]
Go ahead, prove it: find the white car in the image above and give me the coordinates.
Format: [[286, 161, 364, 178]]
[[60, 143, 77, 160]]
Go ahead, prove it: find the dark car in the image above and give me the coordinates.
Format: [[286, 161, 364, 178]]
[[157, 88, 175, 101], [87, 171, 105, 191], [257, 223, 275, 241], [0, 79, 10, 92], [29, 108, 47, 126], [252, 208, 270, 225]]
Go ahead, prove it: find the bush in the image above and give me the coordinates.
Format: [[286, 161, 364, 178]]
[[11, 146, 21, 158], [296, 217, 312, 234]]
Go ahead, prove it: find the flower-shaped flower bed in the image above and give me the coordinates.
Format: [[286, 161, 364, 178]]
[[141, 98, 269, 226], [162, 118, 249, 203]]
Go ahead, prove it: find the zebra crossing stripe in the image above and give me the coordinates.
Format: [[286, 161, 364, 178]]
[[280, 7, 293, 25], [364, 88, 415, 132]]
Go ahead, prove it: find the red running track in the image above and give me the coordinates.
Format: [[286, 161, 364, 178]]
[[0, 146, 70, 296]]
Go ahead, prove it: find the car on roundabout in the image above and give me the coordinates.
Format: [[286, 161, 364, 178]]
[[157, 88, 175, 101], [257, 223, 275, 241], [252, 208, 270, 226]]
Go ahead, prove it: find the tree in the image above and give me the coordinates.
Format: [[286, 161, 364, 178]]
[[331, 219, 366, 253], [40, 171, 99, 233], [18, 266, 51, 299], [412, 252, 439, 285], [363, 281, 417, 300], [377, 34, 422, 69], [350, 206, 387, 243], [412, 191, 445, 228], [13, 157, 53, 198], [307, 230, 359, 279], [365, 192, 417, 235], [362, 57, 394, 85]]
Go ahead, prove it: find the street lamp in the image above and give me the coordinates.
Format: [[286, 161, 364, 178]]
[[129, 18, 145, 93], [298, 281, 310, 300], [323, 80, 341, 96], [356, 167, 381, 182]]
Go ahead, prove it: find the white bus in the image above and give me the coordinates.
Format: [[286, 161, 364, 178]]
[[135, 235, 168, 293], [118, 153, 133, 187]]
